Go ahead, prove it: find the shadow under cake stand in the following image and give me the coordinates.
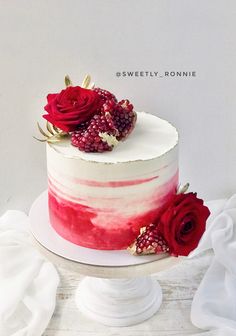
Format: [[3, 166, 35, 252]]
[[29, 191, 183, 327]]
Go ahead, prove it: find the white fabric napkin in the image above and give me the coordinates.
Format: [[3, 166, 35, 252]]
[[0, 210, 59, 336], [190, 195, 236, 335]]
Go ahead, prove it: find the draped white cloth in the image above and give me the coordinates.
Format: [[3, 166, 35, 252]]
[[190, 195, 236, 335], [0, 211, 59, 336]]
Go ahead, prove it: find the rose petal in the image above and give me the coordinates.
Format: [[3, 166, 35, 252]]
[[44, 103, 52, 114], [47, 93, 58, 103], [156, 192, 210, 257], [43, 85, 102, 132]]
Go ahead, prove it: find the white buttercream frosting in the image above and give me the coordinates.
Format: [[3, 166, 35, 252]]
[[49, 112, 178, 163]]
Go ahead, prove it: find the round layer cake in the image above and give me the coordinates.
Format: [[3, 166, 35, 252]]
[[47, 112, 179, 250]]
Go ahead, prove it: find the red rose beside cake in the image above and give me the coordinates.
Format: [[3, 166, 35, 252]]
[[36, 75, 210, 256]]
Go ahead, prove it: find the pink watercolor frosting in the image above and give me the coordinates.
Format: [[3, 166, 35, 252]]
[[48, 171, 178, 250]]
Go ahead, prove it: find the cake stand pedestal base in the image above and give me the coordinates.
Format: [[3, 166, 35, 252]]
[[30, 191, 183, 327], [76, 276, 162, 327]]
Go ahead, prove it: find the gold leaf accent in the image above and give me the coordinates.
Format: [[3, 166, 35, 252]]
[[176, 183, 190, 195], [81, 74, 91, 89], [34, 122, 69, 143], [52, 124, 60, 134], [90, 82, 95, 89], [127, 244, 137, 255], [46, 121, 55, 135], [33, 136, 47, 142], [140, 227, 146, 234], [37, 122, 50, 137], [99, 132, 119, 147], [65, 75, 72, 87], [46, 136, 63, 143]]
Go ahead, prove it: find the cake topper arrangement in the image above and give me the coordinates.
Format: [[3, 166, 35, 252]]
[[128, 183, 210, 257], [35, 75, 137, 153]]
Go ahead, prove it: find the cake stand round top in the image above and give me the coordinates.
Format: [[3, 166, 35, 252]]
[[29, 191, 183, 278]]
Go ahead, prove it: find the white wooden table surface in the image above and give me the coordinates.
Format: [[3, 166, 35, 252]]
[[43, 253, 212, 336]]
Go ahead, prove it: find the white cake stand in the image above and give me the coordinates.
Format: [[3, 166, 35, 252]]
[[29, 191, 183, 327]]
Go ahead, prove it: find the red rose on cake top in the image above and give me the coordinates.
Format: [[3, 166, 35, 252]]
[[38, 75, 137, 153], [43, 85, 102, 132]]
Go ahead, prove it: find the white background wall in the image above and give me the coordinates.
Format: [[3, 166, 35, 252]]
[[0, 0, 236, 215]]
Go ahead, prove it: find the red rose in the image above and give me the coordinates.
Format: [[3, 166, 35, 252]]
[[43, 86, 101, 132], [157, 192, 210, 256]]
